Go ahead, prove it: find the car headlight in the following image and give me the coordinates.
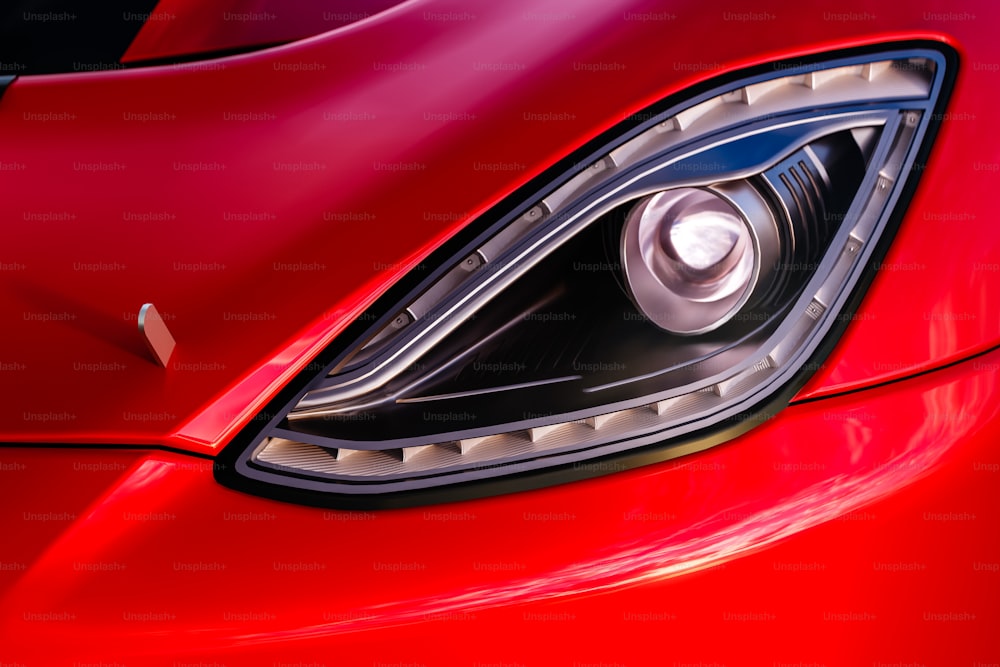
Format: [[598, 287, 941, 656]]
[[217, 44, 954, 508]]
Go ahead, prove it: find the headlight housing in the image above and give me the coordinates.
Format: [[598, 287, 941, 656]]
[[218, 44, 955, 508]]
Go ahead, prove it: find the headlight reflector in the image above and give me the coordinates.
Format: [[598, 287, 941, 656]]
[[622, 183, 778, 334]]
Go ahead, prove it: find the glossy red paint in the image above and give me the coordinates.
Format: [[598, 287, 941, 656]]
[[1, 0, 998, 455], [2, 348, 999, 664], [2, 0, 1000, 663], [121, 0, 408, 64]]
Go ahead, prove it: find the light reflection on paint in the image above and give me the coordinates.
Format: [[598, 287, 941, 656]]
[[224, 369, 997, 645], [4, 363, 996, 654]]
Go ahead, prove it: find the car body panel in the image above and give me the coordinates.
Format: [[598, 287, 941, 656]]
[[120, 0, 410, 64], [2, 1, 1000, 663], [2, 347, 999, 664], [2, 0, 998, 455]]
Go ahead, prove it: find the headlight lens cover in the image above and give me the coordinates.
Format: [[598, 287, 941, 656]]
[[218, 44, 954, 508]]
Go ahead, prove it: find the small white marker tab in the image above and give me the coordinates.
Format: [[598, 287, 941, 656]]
[[138, 303, 175, 367]]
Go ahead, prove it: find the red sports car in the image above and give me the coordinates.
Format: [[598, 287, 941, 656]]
[[1, 0, 998, 664]]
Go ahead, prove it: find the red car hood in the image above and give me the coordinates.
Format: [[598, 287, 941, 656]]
[[1, 0, 998, 455]]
